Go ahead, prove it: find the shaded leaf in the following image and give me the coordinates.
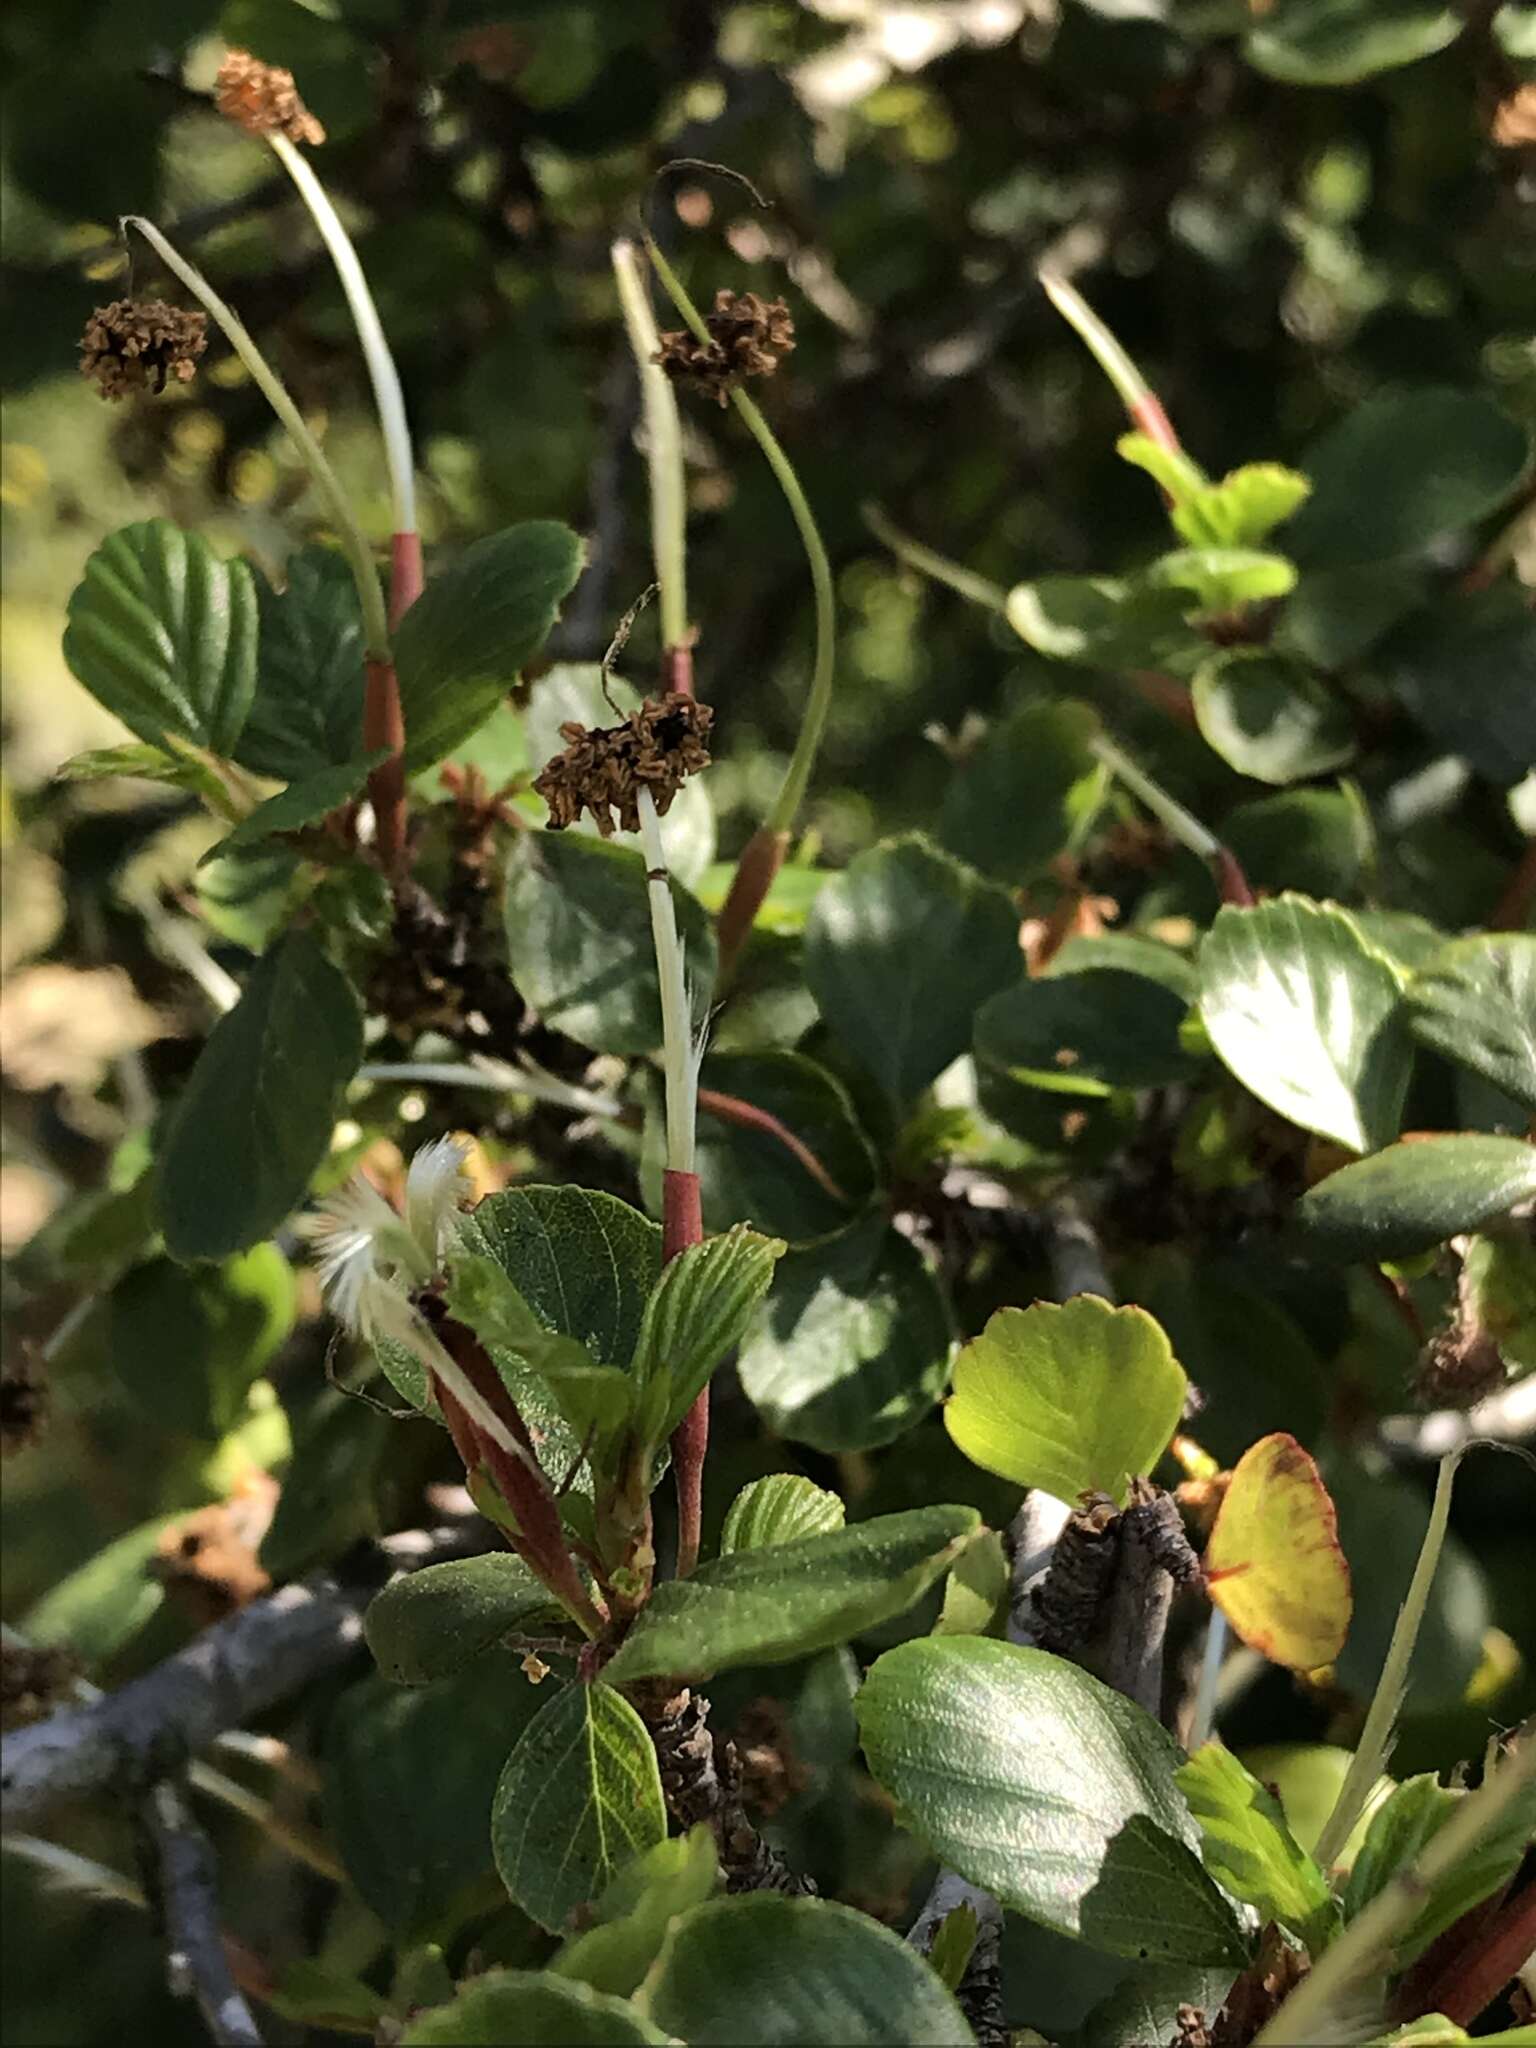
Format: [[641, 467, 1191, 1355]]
[[1407, 934, 1536, 1111], [720, 1475, 846, 1555], [1292, 1136, 1536, 1262], [1381, 587, 1536, 787], [1192, 651, 1354, 785], [694, 1050, 879, 1244], [110, 1244, 294, 1440], [552, 1826, 719, 1999], [1247, 1, 1461, 85], [403, 1969, 669, 2045], [939, 700, 1106, 884], [200, 752, 387, 865], [235, 544, 367, 780], [976, 934, 1200, 1095], [1005, 575, 1194, 668], [365, 1554, 565, 1687], [1207, 1433, 1351, 1671]]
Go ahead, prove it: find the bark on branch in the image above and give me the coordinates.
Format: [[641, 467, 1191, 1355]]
[[142, 1778, 263, 2046]]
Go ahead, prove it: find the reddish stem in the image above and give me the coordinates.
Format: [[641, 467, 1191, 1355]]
[[660, 644, 695, 699], [714, 823, 790, 988], [1411, 1878, 1536, 2028], [1213, 844, 1256, 907], [1130, 390, 1182, 458], [698, 1087, 851, 1204], [364, 656, 408, 873], [390, 530, 424, 628], [663, 1169, 707, 1577], [1491, 839, 1536, 932]]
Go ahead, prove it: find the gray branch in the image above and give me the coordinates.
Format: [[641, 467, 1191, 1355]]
[[144, 1779, 262, 2047], [1, 1522, 482, 1833]]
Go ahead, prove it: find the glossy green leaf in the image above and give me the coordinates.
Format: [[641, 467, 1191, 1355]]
[[944, 1296, 1187, 1506], [504, 829, 716, 1057], [1247, 0, 1461, 84], [235, 544, 367, 779], [1343, 1769, 1536, 1967], [939, 700, 1106, 884], [200, 752, 388, 865], [394, 521, 584, 768], [694, 1050, 879, 1243], [1175, 1742, 1339, 1952], [1145, 546, 1297, 612], [641, 1895, 972, 2046], [857, 1638, 1247, 1963], [156, 930, 363, 1261], [1287, 389, 1528, 567], [720, 1475, 846, 1555], [1005, 575, 1194, 667], [552, 1826, 719, 1999], [491, 1680, 666, 1932], [365, 1554, 565, 1687], [325, 1652, 547, 1936], [1381, 587, 1536, 786], [403, 1969, 669, 2045], [109, 1244, 294, 1439], [1198, 895, 1410, 1152], [458, 1186, 661, 1371], [737, 1214, 951, 1452], [1292, 1136, 1536, 1261], [62, 519, 257, 755], [603, 1505, 979, 1683], [805, 834, 1022, 1110], [1192, 651, 1354, 785], [630, 1226, 785, 1446], [1407, 934, 1536, 1112], [976, 933, 1200, 1095]]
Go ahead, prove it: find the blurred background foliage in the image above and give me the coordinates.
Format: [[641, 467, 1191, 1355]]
[[2, 1, 1534, 2042]]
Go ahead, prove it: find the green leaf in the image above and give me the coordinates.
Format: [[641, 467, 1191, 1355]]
[[259, 1386, 392, 1581], [156, 930, 362, 1261], [640, 1895, 973, 2046], [22, 1514, 180, 1663], [1166, 463, 1312, 550], [325, 1652, 547, 1937], [1343, 1770, 1536, 1968], [720, 1475, 846, 1555], [1407, 934, 1536, 1111], [1380, 587, 1536, 786], [552, 1826, 719, 1999], [805, 834, 1021, 1111], [1224, 790, 1371, 902], [403, 1970, 670, 2045], [1176, 1742, 1339, 1953], [939, 701, 1106, 884], [975, 933, 1200, 1095], [53, 742, 226, 802], [505, 829, 716, 1057], [1464, 1231, 1536, 1374], [491, 1680, 666, 1932], [925, 1905, 979, 1993], [1192, 652, 1355, 786], [234, 544, 367, 780], [944, 1296, 1188, 1506], [365, 1554, 565, 1687], [196, 842, 306, 953], [737, 1214, 952, 1453], [394, 521, 584, 769], [1144, 546, 1298, 613], [62, 519, 257, 756], [109, 1244, 294, 1439], [1005, 574, 1195, 667], [1198, 895, 1411, 1153], [1280, 564, 1426, 669], [1287, 389, 1528, 568], [603, 1505, 979, 1684], [1114, 432, 1211, 505], [935, 1527, 1010, 1637], [694, 1050, 879, 1244], [1292, 1136, 1536, 1262], [1246, 0, 1462, 85], [857, 1638, 1247, 1963], [200, 753, 388, 865], [629, 1227, 785, 1448], [458, 1186, 661, 1371]]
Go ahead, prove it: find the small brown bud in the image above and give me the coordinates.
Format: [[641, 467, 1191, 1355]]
[[1, 1641, 80, 1732], [79, 299, 208, 401], [0, 1345, 48, 1456], [655, 288, 795, 407], [215, 48, 326, 147], [534, 692, 713, 839]]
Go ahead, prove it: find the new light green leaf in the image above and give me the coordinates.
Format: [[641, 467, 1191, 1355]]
[[1144, 546, 1298, 612], [553, 1826, 719, 1999], [720, 1475, 845, 1556], [944, 1296, 1187, 1506], [1343, 1769, 1536, 1968], [1292, 1136, 1536, 1262], [857, 1638, 1247, 1963], [394, 520, 584, 769], [1168, 462, 1312, 550], [491, 1681, 666, 1933], [403, 1970, 670, 2045], [1407, 933, 1536, 1112], [805, 834, 1022, 1110], [630, 1226, 785, 1446], [156, 929, 362, 1261], [1198, 895, 1411, 1152], [63, 519, 257, 757], [1176, 1742, 1339, 1954], [640, 1895, 973, 2046], [603, 1505, 978, 1683], [365, 1554, 565, 1687]]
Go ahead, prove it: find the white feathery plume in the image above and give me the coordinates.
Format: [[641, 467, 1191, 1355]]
[[404, 1132, 474, 1264]]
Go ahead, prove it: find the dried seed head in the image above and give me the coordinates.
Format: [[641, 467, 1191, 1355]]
[[0, 1345, 48, 1456], [79, 299, 208, 401], [215, 48, 326, 146], [534, 692, 713, 838], [1, 1641, 79, 1732], [655, 288, 795, 407]]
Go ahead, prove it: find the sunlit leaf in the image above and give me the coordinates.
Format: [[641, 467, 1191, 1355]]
[[1206, 1433, 1351, 1671]]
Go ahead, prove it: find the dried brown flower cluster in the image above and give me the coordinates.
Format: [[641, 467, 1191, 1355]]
[[0, 1641, 79, 1733], [0, 1345, 48, 1456], [655, 289, 795, 407], [215, 48, 326, 146], [534, 692, 713, 838], [79, 299, 208, 401]]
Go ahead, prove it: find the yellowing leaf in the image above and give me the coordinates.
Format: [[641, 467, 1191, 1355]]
[[1206, 1433, 1351, 1671]]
